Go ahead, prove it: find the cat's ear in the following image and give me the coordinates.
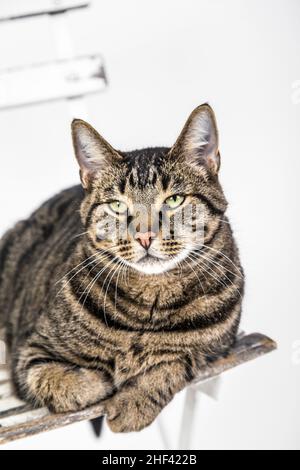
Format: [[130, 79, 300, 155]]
[[71, 119, 121, 190], [171, 104, 220, 175]]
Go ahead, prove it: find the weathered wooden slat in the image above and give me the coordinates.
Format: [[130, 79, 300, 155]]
[[0, 397, 26, 414], [0, 403, 104, 445], [0, 55, 107, 110], [0, 0, 90, 22], [0, 332, 277, 445], [0, 407, 49, 429], [0, 404, 32, 420], [193, 332, 276, 384]]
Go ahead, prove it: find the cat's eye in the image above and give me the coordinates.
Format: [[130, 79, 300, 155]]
[[109, 200, 128, 214], [165, 194, 185, 209]]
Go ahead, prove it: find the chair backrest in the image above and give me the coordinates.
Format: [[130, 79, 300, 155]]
[[0, 0, 107, 115]]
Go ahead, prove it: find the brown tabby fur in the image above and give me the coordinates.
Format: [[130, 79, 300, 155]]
[[0, 104, 244, 432]]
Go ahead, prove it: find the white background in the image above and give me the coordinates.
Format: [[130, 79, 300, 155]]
[[0, 0, 299, 450]]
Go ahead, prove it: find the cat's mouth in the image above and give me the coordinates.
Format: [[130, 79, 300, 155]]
[[126, 249, 189, 275], [123, 251, 168, 275], [132, 256, 167, 274], [141, 254, 161, 262]]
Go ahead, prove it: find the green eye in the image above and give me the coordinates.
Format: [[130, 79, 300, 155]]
[[109, 201, 128, 214], [165, 194, 185, 209]]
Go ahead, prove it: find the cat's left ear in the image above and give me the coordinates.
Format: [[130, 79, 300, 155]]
[[71, 119, 122, 190], [171, 104, 220, 175]]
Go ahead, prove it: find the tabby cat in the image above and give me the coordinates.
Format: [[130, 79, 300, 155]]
[[0, 104, 244, 432]]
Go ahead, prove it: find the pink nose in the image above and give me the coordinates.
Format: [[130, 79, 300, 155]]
[[135, 231, 156, 249]]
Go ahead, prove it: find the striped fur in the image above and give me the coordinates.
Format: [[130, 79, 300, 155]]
[[0, 104, 244, 432]]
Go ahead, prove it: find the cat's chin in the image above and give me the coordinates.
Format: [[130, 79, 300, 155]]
[[125, 249, 190, 275]]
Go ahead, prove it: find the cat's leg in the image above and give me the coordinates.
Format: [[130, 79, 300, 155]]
[[14, 346, 113, 413], [104, 355, 200, 433]]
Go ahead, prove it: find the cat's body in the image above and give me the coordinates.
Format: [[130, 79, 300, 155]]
[[0, 106, 244, 432]]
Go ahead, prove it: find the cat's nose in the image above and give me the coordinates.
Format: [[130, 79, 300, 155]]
[[135, 231, 156, 250]]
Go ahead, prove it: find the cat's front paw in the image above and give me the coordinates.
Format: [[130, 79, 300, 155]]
[[104, 389, 160, 433], [27, 364, 112, 413]]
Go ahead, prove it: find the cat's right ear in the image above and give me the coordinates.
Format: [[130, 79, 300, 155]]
[[71, 119, 121, 190], [171, 104, 220, 175]]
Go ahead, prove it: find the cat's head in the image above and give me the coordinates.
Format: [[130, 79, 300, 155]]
[[72, 104, 227, 275]]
